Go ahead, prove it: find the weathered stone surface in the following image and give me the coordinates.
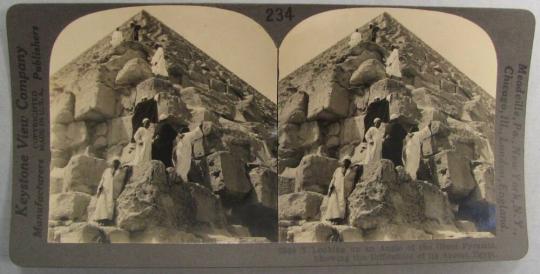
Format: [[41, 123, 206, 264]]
[[135, 77, 175, 104], [115, 57, 153, 85], [364, 224, 432, 241], [189, 107, 219, 128], [471, 163, 495, 204], [278, 191, 324, 221], [430, 150, 476, 200], [57, 223, 106, 243], [51, 122, 89, 151], [63, 155, 108, 194], [50, 168, 64, 194], [51, 149, 70, 169], [116, 160, 196, 232], [340, 115, 366, 145], [248, 167, 278, 209], [287, 222, 337, 243], [333, 225, 364, 242], [228, 224, 251, 237], [388, 93, 420, 122], [349, 59, 386, 86], [188, 183, 227, 227], [49, 192, 92, 222], [279, 91, 308, 124], [412, 87, 462, 117], [130, 226, 201, 244], [98, 227, 130, 243], [51, 92, 75, 124], [181, 87, 235, 120], [155, 92, 191, 122], [417, 181, 455, 225], [107, 115, 133, 146], [295, 154, 339, 194], [74, 83, 116, 121], [206, 151, 252, 199], [278, 176, 295, 196], [307, 83, 349, 121], [368, 78, 406, 105], [455, 220, 477, 233]]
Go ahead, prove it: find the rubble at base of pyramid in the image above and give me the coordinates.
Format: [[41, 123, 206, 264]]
[[48, 11, 277, 244], [278, 13, 496, 242]]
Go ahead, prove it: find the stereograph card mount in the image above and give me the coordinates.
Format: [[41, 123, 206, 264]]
[[6, 3, 534, 268]]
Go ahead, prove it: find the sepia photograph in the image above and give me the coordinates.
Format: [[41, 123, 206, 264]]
[[278, 8, 496, 243], [47, 6, 278, 244]]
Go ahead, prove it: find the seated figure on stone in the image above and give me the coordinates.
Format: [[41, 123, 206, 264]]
[[93, 159, 121, 226], [323, 157, 358, 225], [386, 45, 402, 79], [151, 43, 169, 78]]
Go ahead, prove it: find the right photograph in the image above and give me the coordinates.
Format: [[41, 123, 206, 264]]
[[278, 9, 496, 242]]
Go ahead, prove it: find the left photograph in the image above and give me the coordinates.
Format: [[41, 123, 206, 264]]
[[48, 6, 278, 244]]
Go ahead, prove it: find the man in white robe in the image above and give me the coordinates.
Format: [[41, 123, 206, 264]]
[[110, 27, 123, 47], [386, 45, 402, 79], [133, 118, 153, 165], [348, 28, 362, 49], [151, 44, 169, 77], [173, 125, 203, 182], [364, 118, 384, 164], [93, 159, 121, 225], [324, 157, 357, 224], [402, 123, 432, 180]]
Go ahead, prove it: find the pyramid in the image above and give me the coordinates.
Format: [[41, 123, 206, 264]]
[[277, 12, 495, 242], [48, 10, 277, 243]]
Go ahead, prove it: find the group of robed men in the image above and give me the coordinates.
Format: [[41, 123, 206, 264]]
[[324, 116, 433, 224]]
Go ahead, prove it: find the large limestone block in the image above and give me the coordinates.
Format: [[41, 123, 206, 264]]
[[57, 223, 106, 243], [101, 227, 130, 243], [338, 51, 382, 74], [115, 57, 152, 85], [388, 93, 420, 123], [155, 92, 191, 122], [49, 192, 92, 222], [297, 121, 321, 149], [50, 168, 64, 194], [295, 154, 339, 194], [105, 41, 147, 71], [412, 87, 462, 117], [471, 163, 495, 204], [63, 155, 108, 195], [189, 107, 219, 129], [364, 224, 432, 241], [368, 78, 406, 105], [75, 65, 115, 92], [430, 150, 476, 200], [51, 149, 70, 169], [188, 183, 227, 227], [206, 151, 252, 199], [279, 91, 308, 124], [107, 115, 133, 146], [307, 83, 349, 121], [417, 181, 455, 225], [74, 83, 116, 121], [278, 191, 324, 221], [180, 87, 235, 120], [287, 222, 337, 243], [209, 78, 227, 93], [130, 227, 201, 244], [248, 167, 278, 209], [421, 134, 452, 157], [278, 176, 295, 195], [116, 161, 196, 232], [135, 77, 175, 104], [349, 59, 386, 86], [51, 121, 89, 151], [340, 115, 366, 145], [51, 92, 75, 124], [334, 225, 364, 242]]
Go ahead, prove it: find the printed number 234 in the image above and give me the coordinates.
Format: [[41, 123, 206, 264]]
[[266, 7, 294, 22]]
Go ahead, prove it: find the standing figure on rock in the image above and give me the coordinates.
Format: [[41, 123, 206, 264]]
[[382, 114, 407, 167], [364, 118, 384, 164], [348, 28, 363, 49], [173, 125, 203, 182], [151, 44, 169, 78], [324, 157, 357, 225], [152, 114, 178, 167], [133, 118, 153, 165], [110, 27, 123, 47], [386, 45, 402, 79], [93, 159, 121, 226], [402, 123, 432, 180]]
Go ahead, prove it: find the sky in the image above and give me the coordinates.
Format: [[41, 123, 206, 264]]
[[279, 8, 497, 97], [50, 5, 278, 102]]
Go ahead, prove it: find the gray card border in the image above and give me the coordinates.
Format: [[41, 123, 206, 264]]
[[6, 3, 534, 268]]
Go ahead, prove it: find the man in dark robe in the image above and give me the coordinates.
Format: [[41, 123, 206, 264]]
[[369, 23, 380, 42], [382, 114, 407, 167], [130, 21, 142, 41], [152, 114, 178, 167]]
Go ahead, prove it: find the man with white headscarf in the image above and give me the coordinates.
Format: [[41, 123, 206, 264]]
[[364, 117, 384, 164], [324, 157, 357, 224], [132, 118, 153, 165], [93, 159, 121, 226]]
